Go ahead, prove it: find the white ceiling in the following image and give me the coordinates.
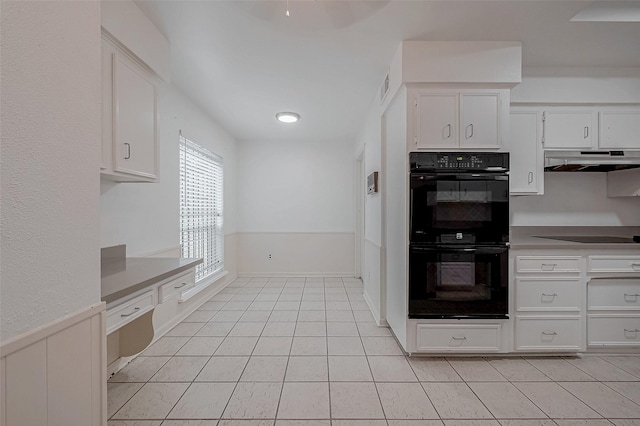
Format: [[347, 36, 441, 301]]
[[135, 1, 640, 142]]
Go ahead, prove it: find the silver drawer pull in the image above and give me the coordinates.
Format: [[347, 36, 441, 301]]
[[631, 263, 640, 270], [623, 293, 640, 298], [542, 293, 558, 297], [120, 307, 140, 317], [542, 331, 557, 336], [174, 283, 188, 289], [541, 263, 557, 271], [451, 336, 467, 341], [624, 329, 640, 333]]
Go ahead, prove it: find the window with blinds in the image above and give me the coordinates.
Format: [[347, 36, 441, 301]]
[[179, 134, 224, 282]]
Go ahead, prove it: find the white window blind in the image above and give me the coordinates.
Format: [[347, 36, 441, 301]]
[[179, 134, 224, 282]]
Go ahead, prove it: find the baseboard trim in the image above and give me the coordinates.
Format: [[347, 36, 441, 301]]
[[1, 302, 106, 357]]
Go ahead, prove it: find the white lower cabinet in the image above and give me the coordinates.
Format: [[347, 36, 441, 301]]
[[513, 254, 584, 353], [587, 273, 640, 348], [416, 324, 501, 352], [588, 315, 640, 346], [515, 316, 581, 351]]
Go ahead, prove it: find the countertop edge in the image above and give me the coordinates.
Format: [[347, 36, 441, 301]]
[[102, 258, 203, 305]]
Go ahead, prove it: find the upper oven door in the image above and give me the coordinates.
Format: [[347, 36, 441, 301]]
[[410, 172, 509, 244]]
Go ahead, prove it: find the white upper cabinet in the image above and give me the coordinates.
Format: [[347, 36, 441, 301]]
[[415, 93, 458, 149], [460, 94, 500, 149], [112, 54, 157, 178], [542, 110, 597, 150], [412, 88, 506, 151], [599, 110, 640, 149], [510, 109, 543, 195], [541, 107, 640, 151], [101, 34, 158, 182]]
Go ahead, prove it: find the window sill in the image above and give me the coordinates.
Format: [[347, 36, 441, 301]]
[[179, 270, 228, 303]]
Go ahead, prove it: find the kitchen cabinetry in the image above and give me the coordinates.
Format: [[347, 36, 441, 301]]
[[514, 255, 584, 352], [542, 110, 597, 150], [412, 89, 508, 151], [599, 110, 640, 149], [101, 34, 158, 182], [587, 255, 640, 348], [510, 109, 544, 195], [539, 107, 640, 151]]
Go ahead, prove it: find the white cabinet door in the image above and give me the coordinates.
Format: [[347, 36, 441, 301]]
[[510, 110, 543, 194], [415, 93, 458, 150], [112, 54, 157, 179], [460, 93, 500, 149], [599, 110, 640, 149], [543, 111, 596, 150]]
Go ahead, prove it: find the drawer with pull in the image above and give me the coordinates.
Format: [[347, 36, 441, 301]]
[[158, 271, 195, 303], [587, 256, 640, 273], [516, 277, 581, 312], [106, 290, 155, 334], [587, 279, 640, 310], [515, 316, 581, 351], [516, 256, 581, 274], [416, 324, 501, 352], [588, 315, 640, 346]]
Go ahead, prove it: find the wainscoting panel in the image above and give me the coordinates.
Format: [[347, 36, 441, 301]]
[[0, 303, 106, 426], [237, 232, 355, 276]]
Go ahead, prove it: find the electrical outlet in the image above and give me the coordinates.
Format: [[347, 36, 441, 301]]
[[268, 254, 272, 260]]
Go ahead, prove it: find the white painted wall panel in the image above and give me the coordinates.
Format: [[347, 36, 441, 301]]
[[101, 0, 171, 81], [47, 321, 94, 426], [5, 341, 47, 426], [100, 84, 239, 261], [0, 1, 101, 341], [237, 233, 354, 276], [512, 68, 640, 104], [511, 173, 640, 226], [237, 139, 354, 233]]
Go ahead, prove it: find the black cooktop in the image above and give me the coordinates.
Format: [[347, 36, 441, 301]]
[[535, 236, 636, 244]]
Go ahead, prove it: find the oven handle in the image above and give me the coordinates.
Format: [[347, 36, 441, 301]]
[[410, 245, 509, 254], [411, 173, 508, 181]]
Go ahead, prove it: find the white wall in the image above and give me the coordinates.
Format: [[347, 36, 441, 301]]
[[354, 96, 384, 321], [0, 1, 102, 342], [100, 84, 238, 259], [236, 138, 354, 275], [511, 173, 640, 226]]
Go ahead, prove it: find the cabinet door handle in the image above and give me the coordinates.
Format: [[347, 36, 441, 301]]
[[451, 336, 467, 341], [528, 172, 534, 184], [623, 293, 640, 298], [465, 124, 474, 139], [542, 293, 558, 298], [120, 307, 140, 317], [443, 124, 452, 139], [584, 126, 589, 139], [631, 263, 640, 271], [624, 329, 640, 333], [541, 263, 557, 271], [124, 142, 131, 159], [542, 331, 557, 336], [174, 283, 188, 289]]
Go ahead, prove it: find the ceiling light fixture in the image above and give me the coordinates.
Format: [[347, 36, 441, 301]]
[[276, 112, 300, 123]]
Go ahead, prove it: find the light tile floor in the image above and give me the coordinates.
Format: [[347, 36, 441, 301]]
[[108, 276, 640, 426]]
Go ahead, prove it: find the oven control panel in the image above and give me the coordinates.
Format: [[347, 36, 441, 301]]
[[410, 152, 509, 171]]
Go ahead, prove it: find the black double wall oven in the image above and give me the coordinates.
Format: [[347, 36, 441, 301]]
[[409, 152, 510, 319]]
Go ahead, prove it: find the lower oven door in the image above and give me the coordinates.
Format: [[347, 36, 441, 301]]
[[409, 244, 508, 319]]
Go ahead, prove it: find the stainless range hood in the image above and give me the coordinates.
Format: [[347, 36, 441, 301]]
[[544, 151, 640, 172]]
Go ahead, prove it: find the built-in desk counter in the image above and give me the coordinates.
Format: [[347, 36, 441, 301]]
[[101, 245, 203, 374]]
